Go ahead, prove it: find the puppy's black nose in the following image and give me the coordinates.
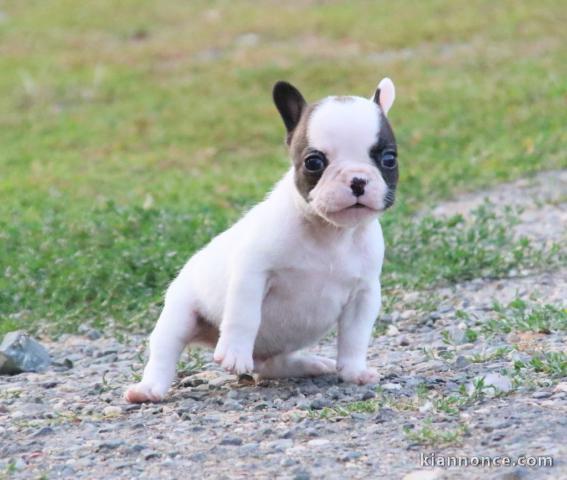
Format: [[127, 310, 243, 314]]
[[350, 177, 367, 197]]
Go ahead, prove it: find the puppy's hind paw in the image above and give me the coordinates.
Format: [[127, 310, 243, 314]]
[[339, 367, 379, 385], [124, 382, 166, 403]]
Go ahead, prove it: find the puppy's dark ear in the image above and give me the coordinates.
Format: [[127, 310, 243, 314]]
[[273, 81, 307, 142]]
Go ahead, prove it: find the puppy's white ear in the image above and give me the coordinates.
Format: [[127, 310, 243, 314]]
[[372, 77, 395, 116], [273, 81, 307, 143]]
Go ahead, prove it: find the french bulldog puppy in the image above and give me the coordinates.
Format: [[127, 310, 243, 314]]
[[125, 78, 398, 403]]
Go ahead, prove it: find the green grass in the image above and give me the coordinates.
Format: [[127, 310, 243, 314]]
[[1, 1, 566, 334], [383, 204, 562, 290], [404, 420, 468, 447], [515, 352, 567, 379], [482, 299, 567, 335]]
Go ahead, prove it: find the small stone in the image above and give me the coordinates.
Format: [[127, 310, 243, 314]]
[[361, 390, 376, 400], [0, 331, 51, 374], [553, 382, 567, 393], [103, 406, 122, 417], [399, 336, 410, 346], [304, 428, 319, 437], [386, 325, 399, 336], [220, 436, 243, 446], [266, 439, 293, 452], [375, 408, 397, 423], [531, 391, 552, 399], [124, 404, 141, 412], [307, 438, 330, 447], [382, 382, 402, 391], [340, 451, 362, 462], [350, 413, 369, 421], [293, 470, 311, 480], [144, 451, 161, 461], [310, 398, 332, 410], [31, 426, 54, 437], [97, 439, 125, 451], [470, 373, 512, 395], [223, 400, 243, 411], [128, 444, 146, 454], [239, 442, 259, 454], [455, 355, 469, 369], [78, 326, 102, 340]]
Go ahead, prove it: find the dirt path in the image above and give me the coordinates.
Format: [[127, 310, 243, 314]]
[[1, 172, 565, 479]]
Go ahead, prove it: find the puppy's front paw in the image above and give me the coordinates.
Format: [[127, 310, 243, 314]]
[[213, 342, 254, 375], [124, 382, 167, 403], [339, 367, 379, 385]]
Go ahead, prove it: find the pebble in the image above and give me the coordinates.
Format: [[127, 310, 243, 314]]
[[97, 440, 125, 451], [0, 331, 52, 374], [310, 398, 332, 410], [361, 390, 376, 400], [143, 451, 161, 461], [220, 436, 243, 446], [340, 451, 362, 462], [386, 325, 400, 336], [31, 426, 54, 437], [307, 439, 330, 447], [103, 406, 122, 417], [266, 439, 293, 452], [382, 383, 402, 391], [471, 373, 513, 394], [531, 391, 552, 399]]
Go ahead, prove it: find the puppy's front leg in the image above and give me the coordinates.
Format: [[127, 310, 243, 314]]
[[213, 266, 266, 375], [337, 284, 381, 385]]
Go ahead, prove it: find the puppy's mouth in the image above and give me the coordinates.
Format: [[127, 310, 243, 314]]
[[346, 202, 380, 212]]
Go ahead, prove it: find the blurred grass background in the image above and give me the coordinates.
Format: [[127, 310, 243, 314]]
[[0, 0, 565, 335]]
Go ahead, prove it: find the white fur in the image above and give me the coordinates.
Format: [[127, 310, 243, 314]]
[[125, 89, 394, 403]]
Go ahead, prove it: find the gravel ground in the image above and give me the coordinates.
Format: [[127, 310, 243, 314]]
[[1, 171, 565, 480]]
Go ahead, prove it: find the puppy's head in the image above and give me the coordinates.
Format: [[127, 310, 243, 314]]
[[273, 79, 398, 228]]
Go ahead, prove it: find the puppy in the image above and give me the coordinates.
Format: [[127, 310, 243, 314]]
[[125, 78, 398, 403]]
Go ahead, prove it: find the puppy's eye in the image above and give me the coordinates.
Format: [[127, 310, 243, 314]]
[[304, 152, 326, 173], [381, 150, 397, 169]]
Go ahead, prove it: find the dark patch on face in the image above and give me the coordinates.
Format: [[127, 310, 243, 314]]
[[289, 103, 324, 201], [273, 81, 324, 201], [369, 111, 398, 209]]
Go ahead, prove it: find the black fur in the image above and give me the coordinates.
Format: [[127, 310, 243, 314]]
[[273, 81, 307, 145], [369, 111, 398, 208]]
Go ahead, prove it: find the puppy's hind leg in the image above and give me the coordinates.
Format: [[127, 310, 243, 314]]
[[256, 353, 336, 379], [125, 284, 198, 403]]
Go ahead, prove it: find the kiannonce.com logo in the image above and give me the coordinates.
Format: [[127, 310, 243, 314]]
[[420, 452, 554, 468]]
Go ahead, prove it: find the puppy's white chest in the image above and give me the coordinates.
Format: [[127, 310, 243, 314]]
[[252, 239, 375, 357]]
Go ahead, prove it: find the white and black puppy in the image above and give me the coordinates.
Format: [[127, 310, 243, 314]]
[[125, 78, 398, 403]]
